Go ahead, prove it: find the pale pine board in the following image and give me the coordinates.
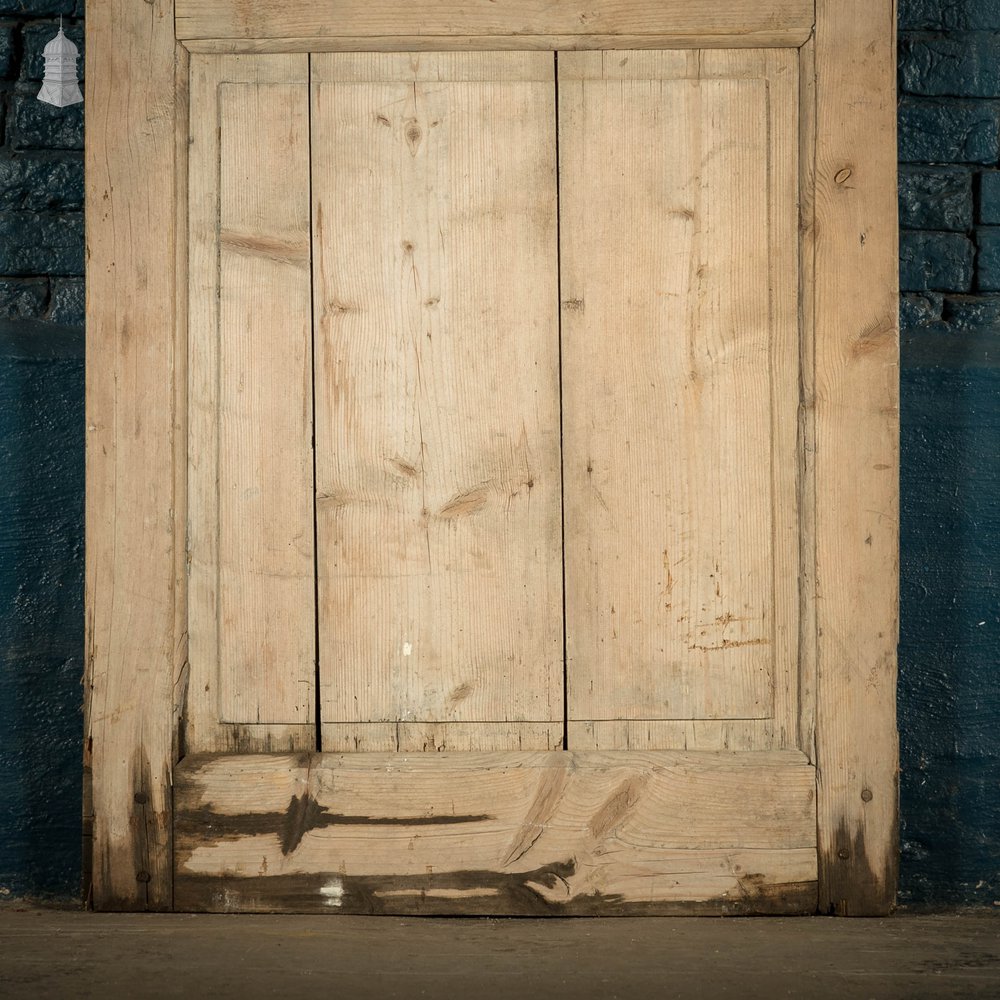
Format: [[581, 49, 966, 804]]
[[569, 719, 776, 752], [187, 55, 316, 751], [559, 50, 800, 743], [85, 0, 179, 911], [311, 53, 563, 748], [175, 0, 815, 45], [324, 722, 563, 753], [174, 751, 817, 915], [813, 0, 900, 915]]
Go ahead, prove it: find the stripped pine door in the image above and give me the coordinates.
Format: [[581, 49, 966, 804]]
[[86, 0, 898, 916]]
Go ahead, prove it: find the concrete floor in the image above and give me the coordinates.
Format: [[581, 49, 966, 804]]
[[0, 911, 997, 999]]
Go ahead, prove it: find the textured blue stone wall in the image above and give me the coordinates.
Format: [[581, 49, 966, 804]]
[[0, 1, 83, 326], [898, 0, 1000, 909], [0, 1, 84, 902]]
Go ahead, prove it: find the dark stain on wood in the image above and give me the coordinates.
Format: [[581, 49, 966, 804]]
[[94, 749, 171, 911], [177, 792, 493, 857], [821, 817, 898, 916], [173, 861, 817, 917]]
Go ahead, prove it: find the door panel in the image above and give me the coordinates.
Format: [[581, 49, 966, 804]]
[[174, 750, 817, 914], [311, 54, 564, 752], [186, 55, 316, 753], [560, 50, 802, 749]]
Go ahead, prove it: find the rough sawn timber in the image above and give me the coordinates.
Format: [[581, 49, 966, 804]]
[[174, 752, 818, 915], [84, 0, 179, 910], [174, 0, 814, 46], [812, 0, 900, 916]]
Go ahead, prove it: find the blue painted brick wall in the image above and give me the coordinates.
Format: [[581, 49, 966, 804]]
[[0, 2, 998, 910], [0, 0, 84, 903], [898, 0, 1000, 909], [0, 0, 84, 326]]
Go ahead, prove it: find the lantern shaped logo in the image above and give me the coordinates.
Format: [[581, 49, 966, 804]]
[[37, 26, 83, 108]]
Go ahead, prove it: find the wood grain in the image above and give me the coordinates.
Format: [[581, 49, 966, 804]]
[[175, 0, 815, 44], [797, 37, 818, 763], [812, 0, 900, 916], [324, 723, 564, 753], [559, 50, 800, 745], [174, 751, 817, 914], [186, 55, 316, 753], [311, 53, 562, 748], [569, 720, 777, 752], [181, 31, 814, 55], [85, 0, 178, 911]]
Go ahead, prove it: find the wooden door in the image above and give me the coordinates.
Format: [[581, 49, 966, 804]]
[[85, 0, 899, 916]]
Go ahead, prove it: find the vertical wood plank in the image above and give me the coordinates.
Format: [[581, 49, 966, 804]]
[[813, 0, 900, 915], [797, 38, 818, 763], [217, 76, 314, 727], [186, 55, 315, 752], [173, 43, 192, 767], [311, 53, 563, 749], [559, 51, 799, 742], [85, 0, 178, 909]]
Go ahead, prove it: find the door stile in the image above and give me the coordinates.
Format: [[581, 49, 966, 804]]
[[812, 0, 899, 916], [85, 0, 181, 911]]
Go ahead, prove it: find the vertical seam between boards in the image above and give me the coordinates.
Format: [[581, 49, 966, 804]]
[[554, 51, 569, 750], [308, 54, 323, 751]]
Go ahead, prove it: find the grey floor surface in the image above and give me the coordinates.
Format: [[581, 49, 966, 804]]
[[0, 910, 997, 999]]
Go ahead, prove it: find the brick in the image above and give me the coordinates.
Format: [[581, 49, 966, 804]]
[[898, 166, 973, 231], [0, 154, 83, 210], [976, 228, 1000, 292], [0, 2, 75, 14], [900, 0, 1000, 30], [0, 21, 14, 80], [20, 21, 84, 83], [901, 33, 1000, 98], [980, 171, 1000, 224], [0, 212, 83, 275], [900, 292, 945, 333], [9, 92, 83, 149], [0, 278, 47, 320], [941, 295, 1000, 332], [48, 277, 82, 324], [898, 98, 1000, 164], [899, 231, 975, 293]]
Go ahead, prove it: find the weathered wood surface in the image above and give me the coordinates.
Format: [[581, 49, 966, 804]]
[[797, 37, 818, 763], [812, 0, 900, 916], [182, 32, 814, 55], [311, 53, 563, 749], [85, 0, 179, 910], [324, 723, 564, 753], [559, 50, 800, 749], [186, 55, 316, 752], [175, 0, 814, 45], [174, 752, 817, 915], [569, 720, 777, 752]]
